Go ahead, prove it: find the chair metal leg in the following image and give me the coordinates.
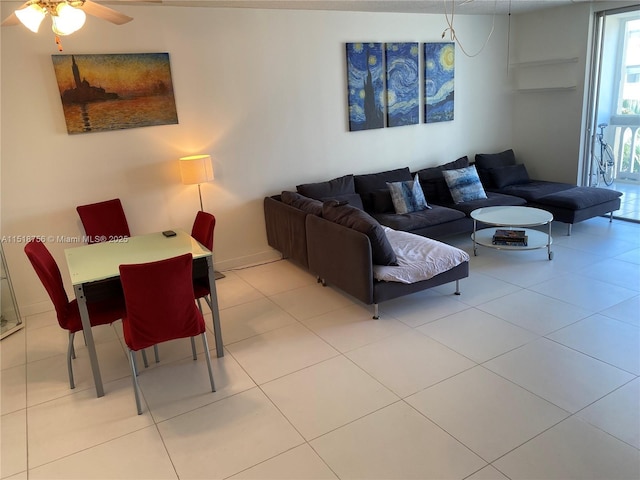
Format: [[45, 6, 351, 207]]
[[153, 345, 159, 363], [196, 297, 204, 315], [128, 349, 143, 415], [67, 332, 76, 389], [69, 332, 76, 359], [141, 349, 149, 369], [200, 333, 216, 392], [191, 337, 197, 360]]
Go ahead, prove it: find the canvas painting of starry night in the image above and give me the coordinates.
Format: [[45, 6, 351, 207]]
[[346, 43, 385, 131], [385, 42, 419, 127], [424, 43, 455, 123]]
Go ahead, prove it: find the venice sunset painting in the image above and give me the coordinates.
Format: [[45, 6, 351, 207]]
[[51, 53, 178, 134]]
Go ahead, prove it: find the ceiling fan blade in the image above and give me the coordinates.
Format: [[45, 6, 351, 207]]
[[1, 1, 30, 27], [80, 0, 133, 25]]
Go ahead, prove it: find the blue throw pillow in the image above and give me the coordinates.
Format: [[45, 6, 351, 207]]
[[442, 165, 488, 204], [387, 174, 430, 214]]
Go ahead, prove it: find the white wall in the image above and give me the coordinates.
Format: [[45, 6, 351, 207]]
[[1, 6, 513, 315], [509, 3, 593, 183]]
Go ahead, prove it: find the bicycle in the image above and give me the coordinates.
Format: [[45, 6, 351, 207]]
[[592, 123, 616, 186]]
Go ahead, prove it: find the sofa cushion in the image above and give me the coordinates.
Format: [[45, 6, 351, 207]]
[[414, 156, 469, 205], [491, 164, 531, 189], [443, 165, 488, 204], [497, 180, 575, 202], [297, 174, 355, 200], [438, 192, 527, 216], [534, 186, 623, 210], [474, 149, 517, 188], [354, 167, 412, 211], [322, 200, 398, 266], [373, 205, 466, 231], [321, 193, 364, 210], [370, 189, 395, 213], [387, 174, 430, 214], [281, 191, 323, 216]]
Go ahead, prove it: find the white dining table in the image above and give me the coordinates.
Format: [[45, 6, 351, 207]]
[[65, 230, 223, 398]]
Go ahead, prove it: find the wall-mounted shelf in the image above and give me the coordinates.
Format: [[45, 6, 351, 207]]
[[511, 57, 579, 92]]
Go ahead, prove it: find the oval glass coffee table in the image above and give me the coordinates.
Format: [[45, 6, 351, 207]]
[[471, 206, 554, 260]]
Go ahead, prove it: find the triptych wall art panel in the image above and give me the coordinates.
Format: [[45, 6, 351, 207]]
[[424, 42, 455, 123], [346, 43, 385, 131], [346, 42, 454, 131], [385, 42, 420, 127]]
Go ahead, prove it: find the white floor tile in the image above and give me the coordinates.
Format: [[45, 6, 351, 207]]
[[262, 355, 398, 440], [494, 417, 640, 479], [226, 323, 339, 384], [139, 349, 256, 422], [547, 314, 640, 374], [310, 401, 486, 479], [0, 409, 27, 478], [378, 289, 469, 328], [477, 289, 591, 335], [406, 366, 568, 462], [28, 426, 177, 479], [578, 257, 640, 291], [346, 330, 475, 398], [219, 297, 298, 345], [1, 364, 25, 415], [466, 465, 510, 479], [214, 271, 265, 310], [484, 338, 634, 413], [300, 304, 411, 353], [577, 378, 640, 449], [158, 387, 303, 479], [417, 308, 538, 363], [27, 377, 154, 468], [0, 327, 25, 370], [599, 294, 640, 326], [530, 273, 637, 313], [26, 339, 130, 407], [436, 272, 521, 307], [234, 260, 317, 296], [229, 444, 338, 479], [270, 284, 354, 321]]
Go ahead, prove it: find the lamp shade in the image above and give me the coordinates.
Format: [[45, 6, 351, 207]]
[[179, 155, 214, 185], [15, 4, 46, 33]]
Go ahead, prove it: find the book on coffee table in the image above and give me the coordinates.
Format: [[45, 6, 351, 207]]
[[492, 229, 528, 246]]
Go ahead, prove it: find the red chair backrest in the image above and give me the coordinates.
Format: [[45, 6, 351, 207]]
[[76, 198, 130, 244], [119, 253, 205, 351], [191, 211, 216, 250], [24, 240, 71, 328]]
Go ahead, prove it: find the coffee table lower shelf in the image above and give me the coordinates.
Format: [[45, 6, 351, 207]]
[[472, 228, 554, 260]]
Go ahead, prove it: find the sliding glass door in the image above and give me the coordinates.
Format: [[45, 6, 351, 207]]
[[583, 6, 640, 187]]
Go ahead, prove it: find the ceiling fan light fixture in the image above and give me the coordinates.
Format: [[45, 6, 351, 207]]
[[15, 3, 46, 33], [51, 2, 86, 36]]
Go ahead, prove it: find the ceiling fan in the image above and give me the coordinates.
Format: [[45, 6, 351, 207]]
[[1, 0, 133, 36]]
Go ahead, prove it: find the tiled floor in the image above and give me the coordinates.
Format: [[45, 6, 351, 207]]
[[2, 216, 639, 479], [608, 179, 640, 223]]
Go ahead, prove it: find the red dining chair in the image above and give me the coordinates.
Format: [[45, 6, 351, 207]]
[[119, 253, 216, 415], [191, 211, 217, 313], [76, 198, 130, 244], [24, 239, 126, 389]]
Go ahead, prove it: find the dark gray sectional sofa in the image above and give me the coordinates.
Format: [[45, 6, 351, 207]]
[[264, 151, 622, 316]]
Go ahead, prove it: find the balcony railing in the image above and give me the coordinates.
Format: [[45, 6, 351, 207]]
[[609, 115, 640, 181]]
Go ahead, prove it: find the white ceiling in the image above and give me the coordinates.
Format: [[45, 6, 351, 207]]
[[102, 0, 594, 15]]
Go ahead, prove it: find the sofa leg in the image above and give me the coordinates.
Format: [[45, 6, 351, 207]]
[[372, 304, 379, 320], [609, 211, 614, 222], [454, 279, 461, 295], [567, 224, 572, 236]]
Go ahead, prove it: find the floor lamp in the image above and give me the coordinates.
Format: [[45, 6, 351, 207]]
[[179, 154, 225, 279]]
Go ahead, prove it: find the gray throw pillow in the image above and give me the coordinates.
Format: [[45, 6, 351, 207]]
[[322, 200, 397, 266]]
